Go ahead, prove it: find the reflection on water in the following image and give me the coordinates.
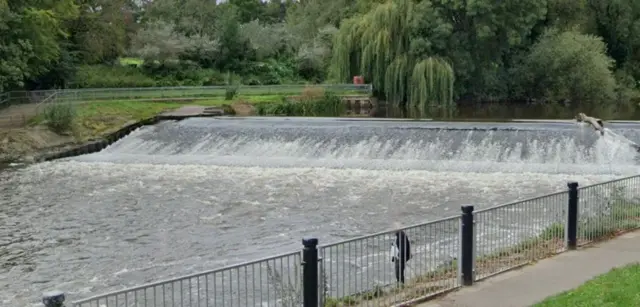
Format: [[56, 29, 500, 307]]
[[369, 101, 640, 120]]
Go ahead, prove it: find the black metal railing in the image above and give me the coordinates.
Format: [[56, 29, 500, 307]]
[[40, 175, 640, 307]]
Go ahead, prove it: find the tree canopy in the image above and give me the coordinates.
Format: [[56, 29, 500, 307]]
[[1, 0, 639, 110]]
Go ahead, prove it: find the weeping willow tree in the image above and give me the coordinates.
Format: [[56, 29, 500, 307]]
[[330, 0, 455, 115]]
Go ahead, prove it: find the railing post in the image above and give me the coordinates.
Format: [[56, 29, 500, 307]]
[[459, 205, 475, 286], [42, 291, 65, 307], [302, 238, 319, 307], [566, 182, 579, 250]]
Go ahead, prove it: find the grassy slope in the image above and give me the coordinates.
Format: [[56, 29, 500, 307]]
[[36, 95, 282, 140], [534, 263, 640, 307]]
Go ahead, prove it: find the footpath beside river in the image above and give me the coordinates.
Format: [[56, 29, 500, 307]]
[[420, 230, 640, 307]]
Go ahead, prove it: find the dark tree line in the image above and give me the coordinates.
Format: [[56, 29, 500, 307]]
[[2, 0, 639, 109]]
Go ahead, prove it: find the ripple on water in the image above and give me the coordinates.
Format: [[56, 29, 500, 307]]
[[2, 118, 640, 305], [0, 160, 628, 305]]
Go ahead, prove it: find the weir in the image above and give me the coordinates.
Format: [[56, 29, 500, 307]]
[[3, 117, 640, 306], [74, 117, 640, 174]]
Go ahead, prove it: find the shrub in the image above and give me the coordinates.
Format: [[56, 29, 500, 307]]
[[42, 102, 76, 133], [301, 86, 325, 100], [255, 90, 345, 116], [72, 65, 157, 88], [511, 29, 618, 105], [225, 85, 239, 100], [72, 64, 227, 88]]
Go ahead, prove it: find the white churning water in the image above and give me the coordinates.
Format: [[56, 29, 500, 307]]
[[1, 117, 639, 305]]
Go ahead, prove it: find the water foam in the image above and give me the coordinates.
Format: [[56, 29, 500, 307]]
[[4, 118, 640, 305], [70, 119, 640, 174]]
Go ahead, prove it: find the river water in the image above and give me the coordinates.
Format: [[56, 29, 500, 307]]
[[2, 117, 640, 305]]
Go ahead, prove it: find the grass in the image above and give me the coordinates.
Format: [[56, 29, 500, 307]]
[[28, 95, 288, 140], [28, 86, 370, 140], [60, 86, 369, 102], [533, 263, 640, 307], [324, 198, 640, 306], [255, 91, 346, 117]]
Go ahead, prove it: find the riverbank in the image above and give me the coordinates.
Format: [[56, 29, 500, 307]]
[[0, 99, 260, 163], [0, 88, 375, 162]]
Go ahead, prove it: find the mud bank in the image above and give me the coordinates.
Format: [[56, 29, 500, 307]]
[[0, 127, 77, 163]]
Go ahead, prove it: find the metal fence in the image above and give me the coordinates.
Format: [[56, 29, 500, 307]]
[[577, 176, 640, 245], [7, 84, 373, 105], [72, 251, 302, 307], [39, 175, 640, 307], [320, 216, 460, 306], [473, 191, 568, 280]]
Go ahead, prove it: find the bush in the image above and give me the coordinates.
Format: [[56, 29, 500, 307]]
[[511, 29, 618, 105], [72, 64, 227, 88], [255, 89, 345, 116], [72, 65, 157, 88], [241, 59, 299, 85], [42, 102, 76, 133], [225, 85, 239, 100], [141, 61, 222, 86]]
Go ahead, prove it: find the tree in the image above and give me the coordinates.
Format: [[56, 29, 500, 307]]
[[240, 21, 294, 60], [296, 25, 337, 81], [213, 4, 251, 72], [130, 21, 216, 62], [331, 0, 454, 113], [586, 0, 640, 83], [512, 29, 617, 105], [68, 0, 129, 64], [0, 0, 79, 91], [229, 0, 263, 23]]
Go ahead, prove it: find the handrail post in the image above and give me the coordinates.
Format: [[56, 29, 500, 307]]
[[302, 238, 319, 307], [42, 291, 65, 307], [566, 182, 579, 250], [459, 205, 475, 286]]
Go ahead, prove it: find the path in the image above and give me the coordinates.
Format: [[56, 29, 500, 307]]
[[418, 230, 640, 307], [0, 103, 41, 128]]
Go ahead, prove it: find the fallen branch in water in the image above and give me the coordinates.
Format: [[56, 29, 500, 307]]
[[575, 112, 605, 136]]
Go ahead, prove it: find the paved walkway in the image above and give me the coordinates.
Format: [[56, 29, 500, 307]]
[[419, 230, 640, 307]]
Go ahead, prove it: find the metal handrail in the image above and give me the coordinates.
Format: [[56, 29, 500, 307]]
[[71, 250, 302, 305], [64, 174, 640, 306]]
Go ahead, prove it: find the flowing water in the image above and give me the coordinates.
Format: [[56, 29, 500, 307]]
[[2, 117, 640, 305]]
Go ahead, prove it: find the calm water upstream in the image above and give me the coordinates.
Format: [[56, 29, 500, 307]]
[[2, 117, 640, 305]]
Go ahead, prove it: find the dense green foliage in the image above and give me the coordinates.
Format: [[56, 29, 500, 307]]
[[2, 0, 640, 110], [255, 91, 345, 116]]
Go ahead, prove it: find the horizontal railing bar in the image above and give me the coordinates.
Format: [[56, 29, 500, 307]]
[[474, 190, 568, 214], [67, 173, 638, 306], [72, 250, 301, 304], [578, 174, 640, 190], [319, 215, 459, 248], [10, 84, 372, 95]]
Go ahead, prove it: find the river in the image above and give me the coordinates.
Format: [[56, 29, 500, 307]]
[[1, 117, 640, 305]]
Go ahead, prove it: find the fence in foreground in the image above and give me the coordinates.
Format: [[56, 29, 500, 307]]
[[42, 175, 640, 307], [3, 84, 373, 106]]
